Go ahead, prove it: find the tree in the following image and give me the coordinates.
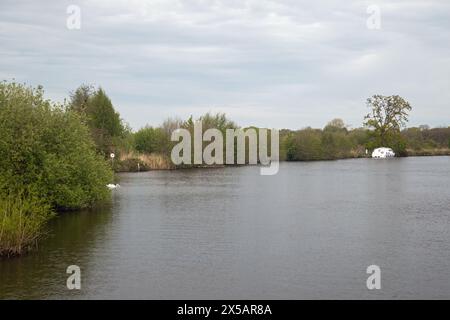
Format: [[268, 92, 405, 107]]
[[0, 81, 113, 210], [87, 88, 124, 138], [69, 86, 125, 156], [161, 117, 183, 137], [199, 112, 237, 132], [282, 132, 298, 161], [324, 118, 347, 133], [364, 95, 411, 154], [283, 128, 324, 161], [134, 126, 169, 154], [69, 84, 94, 114]]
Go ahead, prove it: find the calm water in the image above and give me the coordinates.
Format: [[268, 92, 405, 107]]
[[1, 157, 449, 299]]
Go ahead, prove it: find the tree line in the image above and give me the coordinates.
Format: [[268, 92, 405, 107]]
[[1, 81, 449, 256], [66, 84, 450, 166], [0, 82, 113, 256]]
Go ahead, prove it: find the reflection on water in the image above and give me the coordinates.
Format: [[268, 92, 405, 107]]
[[1, 157, 450, 299], [0, 205, 114, 299]]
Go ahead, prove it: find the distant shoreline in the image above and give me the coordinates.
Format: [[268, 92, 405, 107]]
[[115, 150, 450, 172]]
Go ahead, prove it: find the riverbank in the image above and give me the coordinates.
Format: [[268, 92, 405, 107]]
[[0, 195, 55, 257], [0, 82, 113, 257], [406, 148, 450, 156], [115, 152, 174, 172], [113, 149, 450, 172]]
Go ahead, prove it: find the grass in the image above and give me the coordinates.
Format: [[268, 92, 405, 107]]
[[0, 194, 55, 257], [116, 151, 174, 171], [406, 148, 450, 156]]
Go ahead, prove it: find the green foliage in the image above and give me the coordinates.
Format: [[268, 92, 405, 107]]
[[197, 112, 238, 164], [364, 95, 412, 150], [134, 126, 169, 154], [280, 121, 372, 161], [0, 192, 54, 256], [402, 126, 450, 151], [161, 117, 184, 136], [131, 113, 241, 166], [348, 128, 370, 146], [391, 135, 408, 156], [321, 119, 352, 159], [281, 132, 298, 161], [87, 88, 124, 137], [279, 116, 449, 161], [323, 118, 347, 133], [112, 124, 136, 159], [198, 112, 237, 132], [401, 127, 423, 150], [169, 113, 238, 165], [69, 84, 94, 114], [69, 86, 125, 156], [0, 81, 113, 210], [282, 128, 324, 160]]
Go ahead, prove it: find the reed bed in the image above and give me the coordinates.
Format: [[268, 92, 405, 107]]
[[406, 148, 450, 156], [0, 194, 54, 257], [117, 152, 174, 171]]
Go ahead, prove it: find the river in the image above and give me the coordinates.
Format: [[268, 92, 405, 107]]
[[1, 157, 449, 299]]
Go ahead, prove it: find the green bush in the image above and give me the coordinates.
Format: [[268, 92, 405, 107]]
[[69, 85, 126, 156], [0, 193, 54, 256], [134, 126, 169, 154], [0, 81, 113, 210]]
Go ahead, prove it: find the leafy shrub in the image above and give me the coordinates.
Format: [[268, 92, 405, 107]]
[[0, 193, 54, 256], [69, 85, 126, 156], [134, 126, 169, 154], [0, 81, 113, 210]]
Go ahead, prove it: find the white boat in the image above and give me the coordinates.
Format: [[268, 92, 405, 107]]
[[372, 147, 395, 158]]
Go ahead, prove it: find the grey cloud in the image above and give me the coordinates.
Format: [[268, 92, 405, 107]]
[[0, 0, 449, 129]]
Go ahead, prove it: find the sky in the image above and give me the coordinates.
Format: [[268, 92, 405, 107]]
[[0, 0, 449, 130]]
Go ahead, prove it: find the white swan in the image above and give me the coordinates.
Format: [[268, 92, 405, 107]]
[[106, 183, 120, 189]]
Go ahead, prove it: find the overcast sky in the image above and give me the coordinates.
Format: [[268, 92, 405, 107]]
[[1, 0, 449, 130]]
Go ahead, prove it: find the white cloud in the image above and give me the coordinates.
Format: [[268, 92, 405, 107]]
[[0, 0, 449, 129]]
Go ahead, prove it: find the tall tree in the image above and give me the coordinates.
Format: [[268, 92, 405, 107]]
[[364, 95, 411, 151], [324, 118, 347, 133], [69, 84, 94, 114], [69, 86, 124, 155], [87, 88, 123, 138]]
